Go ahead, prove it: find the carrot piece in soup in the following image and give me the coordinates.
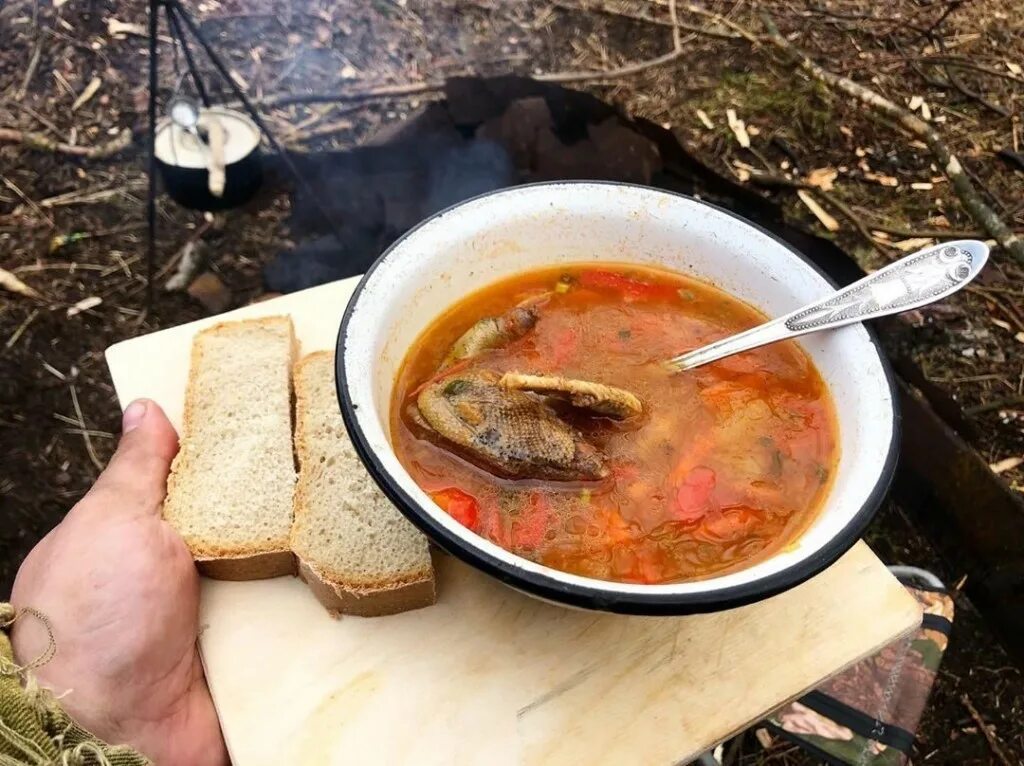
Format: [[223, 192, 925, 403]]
[[432, 488, 480, 531]]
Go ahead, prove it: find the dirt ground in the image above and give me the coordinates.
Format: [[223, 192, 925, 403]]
[[2, 0, 1023, 763]]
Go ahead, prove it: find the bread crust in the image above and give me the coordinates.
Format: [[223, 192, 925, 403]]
[[198, 550, 296, 580], [297, 559, 435, 617]]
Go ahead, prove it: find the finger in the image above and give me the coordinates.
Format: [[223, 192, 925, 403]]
[[85, 399, 180, 517]]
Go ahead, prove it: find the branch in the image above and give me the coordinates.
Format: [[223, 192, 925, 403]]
[[256, 81, 441, 108], [550, 0, 741, 40], [757, 15, 1024, 263], [0, 127, 132, 159]]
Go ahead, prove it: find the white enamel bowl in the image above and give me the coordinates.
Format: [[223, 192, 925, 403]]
[[336, 183, 898, 614]]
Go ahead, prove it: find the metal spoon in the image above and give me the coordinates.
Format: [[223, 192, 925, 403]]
[[168, 96, 204, 147], [665, 239, 989, 372]]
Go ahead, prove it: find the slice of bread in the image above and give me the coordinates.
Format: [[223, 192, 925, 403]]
[[163, 316, 297, 579], [291, 350, 435, 616]]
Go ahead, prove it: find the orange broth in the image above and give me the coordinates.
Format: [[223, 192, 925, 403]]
[[390, 263, 838, 584]]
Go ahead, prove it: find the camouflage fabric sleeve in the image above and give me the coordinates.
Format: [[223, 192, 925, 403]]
[[765, 585, 954, 765], [0, 603, 151, 766]]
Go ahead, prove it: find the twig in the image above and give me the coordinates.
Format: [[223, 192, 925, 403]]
[[537, 0, 685, 83], [964, 396, 1024, 417], [256, 81, 440, 108], [919, 56, 1024, 86], [1, 174, 54, 228], [164, 217, 215, 291], [866, 222, 1022, 239], [15, 36, 43, 100], [69, 385, 104, 472], [3, 308, 39, 350], [920, 0, 966, 38], [4, 101, 63, 136], [0, 127, 132, 159], [652, 0, 762, 44], [960, 694, 1013, 765], [38, 182, 146, 209], [942, 63, 1009, 117], [757, 15, 1024, 264], [260, 0, 698, 105], [550, 0, 740, 39], [743, 171, 885, 253]]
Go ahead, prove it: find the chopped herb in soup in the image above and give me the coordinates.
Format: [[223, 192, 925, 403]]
[[391, 263, 838, 584]]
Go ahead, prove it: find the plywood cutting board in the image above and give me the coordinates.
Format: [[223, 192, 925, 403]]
[[106, 277, 922, 766]]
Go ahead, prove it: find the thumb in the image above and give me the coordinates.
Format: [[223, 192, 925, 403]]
[[84, 399, 180, 517]]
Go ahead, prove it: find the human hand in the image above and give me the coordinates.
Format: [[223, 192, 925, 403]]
[[10, 399, 228, 766]]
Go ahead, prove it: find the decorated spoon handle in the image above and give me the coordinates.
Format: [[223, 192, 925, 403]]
[[666, 239, 989, 372]]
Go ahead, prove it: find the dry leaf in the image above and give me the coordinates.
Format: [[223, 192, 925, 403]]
[[806, 167, 838, 191], [863, 171, 899, 187], [695, 109, 714, 130], [911, 182, 934, 190], [929, 214, 951, 227], [66, 296, 102, 317], [1007, 61, 1023, 76], [72, 76, 102, 112], [990, 456, 1024, 474], [797, 190, 839, 232], [992, 319, 1013, 332], [0, 267, 41, 298], [726, 109, 750, 148], [892, 237, 935, 251], [908, 95, 924, 111]]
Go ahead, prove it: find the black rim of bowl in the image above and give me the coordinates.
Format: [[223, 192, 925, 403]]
[[335, 181, 900, 615]]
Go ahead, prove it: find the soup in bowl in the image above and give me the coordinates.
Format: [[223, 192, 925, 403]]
[[337, 183, 896, 613]]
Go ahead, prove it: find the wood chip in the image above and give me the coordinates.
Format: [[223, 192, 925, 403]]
[[1016, 331, 1024, 344], [229, 69, 249, 91], [107, 18, 146, 37], [863, 171, 899, 187], [695, 109, 714, 129], [797, 189, 839, 232], [1007, 61, 1023, 76], [892, 237, 936, 251], [71, 76, 101, 112], [66, 296, 102, 317], [755, 728, 773, 749], [0, 267, 41, 298], [806, 167, 838, 191], [908, 95, 924, 111], [992, 319, 1013, 332], [921, 101, 932, 121], [911, 181, 934, 190], [726, 108, 750, 148], [990, 456, 1024, 474], [839, 125, 853, 138]]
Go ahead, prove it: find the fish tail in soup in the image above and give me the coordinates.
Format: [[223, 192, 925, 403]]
[[391, 263, 838, 585]]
